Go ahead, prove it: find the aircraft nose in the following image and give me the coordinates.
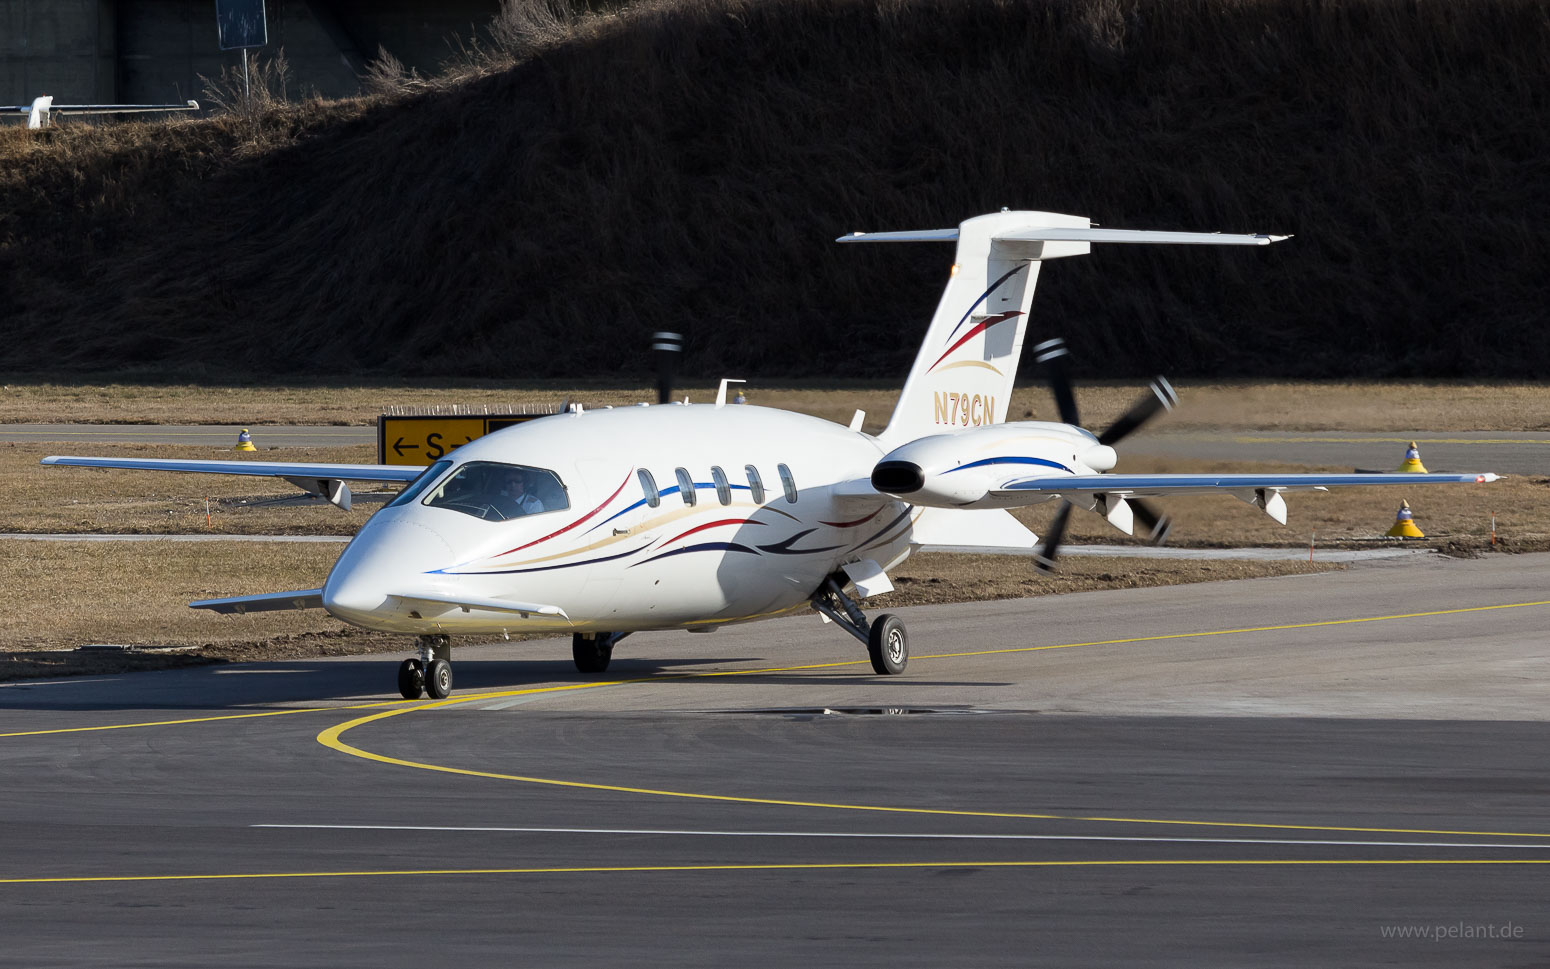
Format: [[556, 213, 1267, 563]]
[[322, 516, 455, 624]]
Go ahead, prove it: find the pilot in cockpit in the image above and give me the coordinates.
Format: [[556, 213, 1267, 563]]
[[497, 467, 545, 518]]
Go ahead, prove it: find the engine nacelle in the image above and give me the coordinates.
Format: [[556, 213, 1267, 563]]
[[870, 422, 1113, 509]]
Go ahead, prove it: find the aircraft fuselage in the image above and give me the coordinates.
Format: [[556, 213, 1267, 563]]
[[320, 404, 911, 635]]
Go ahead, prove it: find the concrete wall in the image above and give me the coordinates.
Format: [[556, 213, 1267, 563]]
[[2, 0, 118, 102], [2, 0, 499, 110]]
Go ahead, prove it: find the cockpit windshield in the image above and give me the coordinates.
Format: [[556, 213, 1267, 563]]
[[420, 461, 570, 521], [386, 459, 454, 509]]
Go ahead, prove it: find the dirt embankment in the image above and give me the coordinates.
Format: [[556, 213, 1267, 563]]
[[1, 0, 1546, 382]]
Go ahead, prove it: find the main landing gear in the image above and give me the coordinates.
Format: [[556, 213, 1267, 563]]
[[398, 634, 453, 700], [810, 573, 909, 675], [572, 632, 631, 674]]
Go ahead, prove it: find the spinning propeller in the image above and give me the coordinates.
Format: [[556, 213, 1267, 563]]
[[652, 331, 684, 404], [1030, 337, 1176, 573]]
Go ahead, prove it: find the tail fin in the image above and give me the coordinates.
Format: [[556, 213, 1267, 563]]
[[838, 210, 1287, 447]]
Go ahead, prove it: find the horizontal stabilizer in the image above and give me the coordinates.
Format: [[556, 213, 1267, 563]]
[[838, 226, 1289, 246], [191, 589, 323, 614], [995, 228, 1288, 246], [836, 228, 961, 244], [997, 472, 1499, 498], [391, 591, 569, 620], [43, 456, 424, 483]]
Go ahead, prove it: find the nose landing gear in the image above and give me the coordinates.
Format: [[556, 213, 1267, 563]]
[[398, 634, 453, 699]]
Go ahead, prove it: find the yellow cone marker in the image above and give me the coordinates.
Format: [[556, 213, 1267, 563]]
[[1396, 441, 1428, 473], [234, 428, 256, 452], [1386, 499, 1425, 538]]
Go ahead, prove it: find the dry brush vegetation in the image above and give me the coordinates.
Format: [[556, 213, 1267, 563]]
[[1, 0, 1546, 383]]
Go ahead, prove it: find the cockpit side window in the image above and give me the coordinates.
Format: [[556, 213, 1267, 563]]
[[422, 461, 570, 521], [387, 459, 454, 508]]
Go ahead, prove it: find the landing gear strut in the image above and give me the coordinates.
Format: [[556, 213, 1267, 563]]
[[572, 631, 630, 674], [398, 634, 453, 699], [810, 574, 909, 675]]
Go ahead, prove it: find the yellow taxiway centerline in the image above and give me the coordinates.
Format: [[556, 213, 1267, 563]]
[[313, 598, 1550, 841], [3, 858, 1550, 885]]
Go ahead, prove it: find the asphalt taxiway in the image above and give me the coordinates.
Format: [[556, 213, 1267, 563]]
[[2, 552, 1548, 966]]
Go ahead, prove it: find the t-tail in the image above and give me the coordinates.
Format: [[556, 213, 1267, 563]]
[[837, 210, 1289, 447]]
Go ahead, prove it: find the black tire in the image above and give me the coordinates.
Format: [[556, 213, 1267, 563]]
[[425, 658, 453, 699], [397, 659, 425, 699], [572, 633, 613, 674], [867, 614, 908, 675]]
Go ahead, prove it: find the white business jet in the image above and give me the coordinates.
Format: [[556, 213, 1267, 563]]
[[44, 210, 1498, 699]]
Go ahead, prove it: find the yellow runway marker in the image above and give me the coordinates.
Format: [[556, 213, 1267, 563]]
[[316, 598, 1550, 841], [4, 858, 1550, 886]]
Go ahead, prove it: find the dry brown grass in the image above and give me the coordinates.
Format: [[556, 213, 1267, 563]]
[[0, 443, 376, 535], [0, 540, 344, 649], [4, 380, 1550, 432], [0, 538, 1337, 674]]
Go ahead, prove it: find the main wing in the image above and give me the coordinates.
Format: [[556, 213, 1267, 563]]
[[997, 471, 1497, 527], [998, 472, 1499, 497], [41, 456, 427, 511]]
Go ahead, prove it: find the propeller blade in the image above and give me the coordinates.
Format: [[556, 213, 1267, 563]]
[[1131, 499, 1173, 546], [652, 331, 684, 405], [1097, 377, 1177, 446], [1032, 337, 1081, 426], [1034, 501, 1073, 573]]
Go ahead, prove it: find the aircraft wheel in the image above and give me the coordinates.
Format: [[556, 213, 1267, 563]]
[[425, 658, 454, 699], [397, 659, 425, 699], [572, 634, 613, 674], [867, 614, 908, 675]]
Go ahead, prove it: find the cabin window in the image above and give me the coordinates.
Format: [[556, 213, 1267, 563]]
[[422, 461, 569, 521], [744, 465, 765, 504], [711, 466, 731, 505], [675, 467, 697, 506], [777, 463, 798, 503], [387, 459, 453, 508], [637, 468, 660, 508]]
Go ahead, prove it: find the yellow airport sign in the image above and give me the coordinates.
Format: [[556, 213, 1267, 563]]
[[376, 408, 567, 465]]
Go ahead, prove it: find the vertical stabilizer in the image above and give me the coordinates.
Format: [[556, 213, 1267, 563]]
[[837, 210, 1288, 447], [842, 210, 1089, 447]]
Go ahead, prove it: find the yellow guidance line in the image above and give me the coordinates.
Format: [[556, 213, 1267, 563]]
[[5, 858, 1550, 885], [13, 598, 1544, 740], [316, 598, 1550, 842], [0, 696, 447, 739]]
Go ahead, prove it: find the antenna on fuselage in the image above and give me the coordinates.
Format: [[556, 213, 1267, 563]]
[[652, 331, 684, 404]]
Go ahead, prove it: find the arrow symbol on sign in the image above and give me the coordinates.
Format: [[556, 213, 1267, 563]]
[[393, 437, 420, 457]]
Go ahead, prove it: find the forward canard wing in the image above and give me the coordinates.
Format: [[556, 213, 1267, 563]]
[[192, 589, 324, 613]]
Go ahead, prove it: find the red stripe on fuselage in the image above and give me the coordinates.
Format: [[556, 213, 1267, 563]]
[[819, 507, 885, 528], [925, 311, 1023, 373], [659, 518, 762, 548], [497, 470, 634, 556]]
